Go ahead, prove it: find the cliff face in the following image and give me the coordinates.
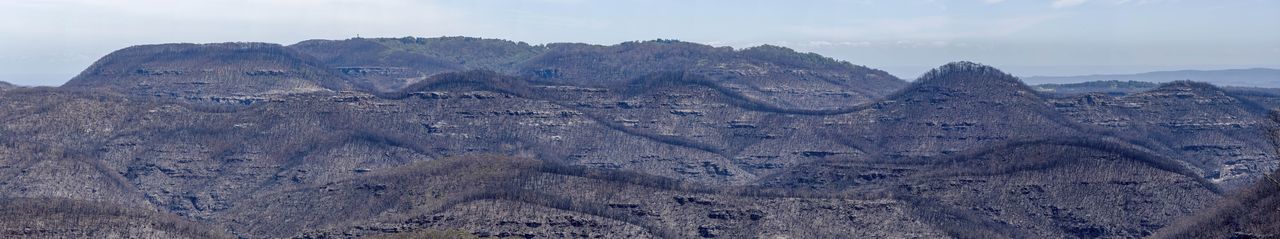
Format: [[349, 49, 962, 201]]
[[5, 38, 1280, 238]]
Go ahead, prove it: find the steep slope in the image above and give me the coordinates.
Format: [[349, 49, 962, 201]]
[[1154, 112, 1280, 238], [1049, 81, 1278, 188], [0, 81, 14, 90], [1154, 168, 1280, 238], [63, 42, 352, 98]]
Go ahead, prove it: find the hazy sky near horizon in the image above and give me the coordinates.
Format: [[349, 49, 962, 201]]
[[1, 0, 1277, 85]]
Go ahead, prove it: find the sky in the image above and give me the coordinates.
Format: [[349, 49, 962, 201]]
[[1, 0, 1278, 86]]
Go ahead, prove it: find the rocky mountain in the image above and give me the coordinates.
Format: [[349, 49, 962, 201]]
[[0, 38, 1277, 238], [1025, 68, 1280, 88], [0, 81, 14, 90]]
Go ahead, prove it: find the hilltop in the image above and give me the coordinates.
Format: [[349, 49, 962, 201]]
[[290, 37, 906, 109], [59, 37, 908, 111], [62, 42, 353, 99]]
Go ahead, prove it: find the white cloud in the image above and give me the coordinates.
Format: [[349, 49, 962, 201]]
[[982, 0, 1006, 4], [1052, 0, 1088, 8]]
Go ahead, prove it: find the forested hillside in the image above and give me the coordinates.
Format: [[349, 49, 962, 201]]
[[0, 38, 1274, 238]]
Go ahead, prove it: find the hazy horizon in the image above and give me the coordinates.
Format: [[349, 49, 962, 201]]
[[2, 0, 1277, 86]]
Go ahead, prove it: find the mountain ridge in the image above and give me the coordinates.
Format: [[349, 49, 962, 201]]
[[0, 37, 1277, 238], [65, 37, 909, 111], [1025, 68, 1280, 88]]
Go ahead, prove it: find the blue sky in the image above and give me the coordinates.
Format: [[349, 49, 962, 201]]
[[1, 0, 1277, 85]]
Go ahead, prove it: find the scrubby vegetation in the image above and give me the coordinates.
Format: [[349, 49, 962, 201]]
[[0, 198, 229, 238], [1154, 169, 1280, 238], [1151, 111, 1280, 238]]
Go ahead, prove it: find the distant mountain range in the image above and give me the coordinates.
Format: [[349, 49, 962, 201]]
[[1024, 68, 1280, 88], [1032, 80, 1160, 95]]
